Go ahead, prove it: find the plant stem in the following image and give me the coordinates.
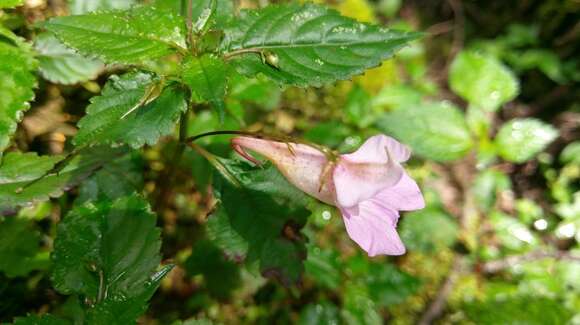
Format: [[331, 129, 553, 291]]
[[182, 0, 194, 50]]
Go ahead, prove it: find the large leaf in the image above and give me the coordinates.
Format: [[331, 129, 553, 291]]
[[74, 72, 187, 148], [221, 4, 420, 86], [51, 194, 170, 323], [35, 32, 103, 85], [376, 102, 473, 161], [206, 161, 310, 285], [0, 217, 47, 277], [182, 54, 226, 116], [0, 42, 36, 155], [449, 51, 519, 111], [68, 0, 136, 15], [0, 147, 124, 211], [495, 118, 558, 163], [43, 5, 186, 64]]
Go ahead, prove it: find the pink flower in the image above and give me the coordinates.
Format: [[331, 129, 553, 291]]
[[231, 135, 425, 256]]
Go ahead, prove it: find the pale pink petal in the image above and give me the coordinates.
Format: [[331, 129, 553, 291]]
[[341, 134, 411, 164], [375, 173, 425, 211], [333, 158, 403, 208], [340, 199, 406, 256]]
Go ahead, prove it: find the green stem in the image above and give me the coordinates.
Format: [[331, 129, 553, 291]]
[[182, 0, 194, 51]]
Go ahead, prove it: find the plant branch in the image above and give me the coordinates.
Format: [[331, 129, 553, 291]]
[[418, 256, 465, 325], [223, 48, 263, 60], [482, 250, 580, 273]]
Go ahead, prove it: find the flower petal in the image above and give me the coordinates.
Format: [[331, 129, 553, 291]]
[[340, 199, 406, 256], [375, 172, 425, 211], [333, 153, 403, 208], [342, 134, 411, 164]]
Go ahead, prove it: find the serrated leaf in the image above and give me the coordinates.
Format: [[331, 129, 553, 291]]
[[0, 42, 36, 155], [449, 51, 519, 111], [206, 160, 310, 285], [0, 217, 46, 277], [182, 55, 226, 116], [73, 72, 187, 148], [52, 194, 169, 323], [0, 0, 22, 9], [222, 3, 420, 87], [77, 152, 144, 203], [376, 102, 473, 161], [68, 0, 136, 15], [43, 5, 186, 64], [35, 32, 103, 85], [0, 147, 125, 211], [495, 118, 558, 163]]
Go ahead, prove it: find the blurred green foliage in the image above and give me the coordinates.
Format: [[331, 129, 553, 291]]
[[0, 0, 578, 324]]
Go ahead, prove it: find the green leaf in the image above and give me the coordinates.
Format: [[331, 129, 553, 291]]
[[206, 160, 310, 285], [341, 282, 381, 325], [473, 169, 511, 211], [0, 217, 47, 277], [344, 85, 373, 128], [399, 208, 458, 252], [0, 42, 36, 155], [191, 0, 216, 34], [52, 194, 169, 323], [449, 51, 519, 111], [35, 32, 103, 85], [367, 263, 420, 306], [495, 118, 558, 163], [182, 55, 226, 116], [304, 245, 341, 290], [77, 152, 144, 203], [0, 0, 22, 9], [222, 3, 420, 87], [43, 5, 186, 64], [560, 141, 580, 164], [376, 102, 473, 161], [184, 240, 241, 300], [74, 72, 187, 148], [68, 0, 136, 15], [0, 147, 124, 210]]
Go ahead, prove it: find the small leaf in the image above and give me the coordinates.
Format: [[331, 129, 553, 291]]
[[449, 51, 519, 111], [0, 217, 46, 277], [191, 0, 216, 34], [0, 147, 125, 210], [300, 302, 340, 325], [74, 72, 187, 148], [52, 194, 168, 323], [182, 55, 226, 117], [473, 169, 511, 211], [222, 4, 420, 87], [495, 118, 558, 163], [0, 41, 36, 155], [35, 32, 103, 85], [341, 282, 382, 325], [68, 0, 136, 14], [43, 5, 186, 64], [560, 141, 580, 164], [376, 102, 473, 161], [304, 245, 341, 290]]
